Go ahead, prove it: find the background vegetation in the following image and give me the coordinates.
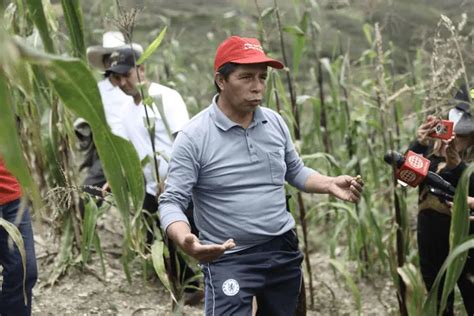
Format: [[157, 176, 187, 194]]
[[1, 0, 473, 315]]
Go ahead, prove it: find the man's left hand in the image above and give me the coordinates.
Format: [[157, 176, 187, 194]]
[[328, 175, 364, 203]]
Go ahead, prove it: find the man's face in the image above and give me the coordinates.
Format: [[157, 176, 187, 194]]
[[217, 63, 267, 114], [112, 66, 144, 98]]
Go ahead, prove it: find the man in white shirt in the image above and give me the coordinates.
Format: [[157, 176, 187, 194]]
[[106, 47, 202, 305], [106, 48, 190, 197], [76, 32, 143, 198]]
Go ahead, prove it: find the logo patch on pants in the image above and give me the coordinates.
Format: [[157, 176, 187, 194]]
[[222, 279, 240, 296]]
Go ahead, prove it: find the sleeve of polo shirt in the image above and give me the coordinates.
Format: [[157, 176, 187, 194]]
[[164, 90, 190, 134], [277, 115, 317, 191], [158, 131, 198, 232]]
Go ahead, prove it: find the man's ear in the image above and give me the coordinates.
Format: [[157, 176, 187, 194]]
[[215, 72, 225, 91]]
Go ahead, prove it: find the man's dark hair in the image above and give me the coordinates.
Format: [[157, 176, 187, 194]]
[[214, 62, 239, 93]]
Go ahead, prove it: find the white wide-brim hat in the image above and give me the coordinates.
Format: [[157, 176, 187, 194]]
[[86, 31, 143, 71]]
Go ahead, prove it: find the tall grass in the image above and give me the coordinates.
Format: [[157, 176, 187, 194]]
[[1, 0, 473, 314]]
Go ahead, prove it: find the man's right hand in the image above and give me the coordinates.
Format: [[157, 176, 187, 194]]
[[180, 233, 235, 263], [167, 221, 235, 263]]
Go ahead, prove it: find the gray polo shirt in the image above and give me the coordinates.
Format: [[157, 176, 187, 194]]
[[159, 95, 316, 253]]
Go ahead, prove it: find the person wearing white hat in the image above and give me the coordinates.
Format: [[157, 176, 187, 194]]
[[409, 85, 474, 315], [105, 47, 205, 306], [76, 32, 143, 208], [85, 31, 143, 138]]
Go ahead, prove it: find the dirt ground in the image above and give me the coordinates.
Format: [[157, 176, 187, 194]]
[[31, 208, 397, 315]]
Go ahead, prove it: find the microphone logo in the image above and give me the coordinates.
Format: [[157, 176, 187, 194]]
[[407, 155, 425, 169], [399, 169, 417, 184]]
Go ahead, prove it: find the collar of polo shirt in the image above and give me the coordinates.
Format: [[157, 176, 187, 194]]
[[210, 95, 265, 131]]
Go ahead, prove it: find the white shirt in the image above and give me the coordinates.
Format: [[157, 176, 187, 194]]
[[98, 78, 132, 139], [120, 82, 189, 195]]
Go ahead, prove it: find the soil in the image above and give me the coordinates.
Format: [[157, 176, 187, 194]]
[[30, 207, 398, 315]]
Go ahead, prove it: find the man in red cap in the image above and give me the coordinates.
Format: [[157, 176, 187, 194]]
[[0, 158, 37, 315], [159, 35, 364, 314]]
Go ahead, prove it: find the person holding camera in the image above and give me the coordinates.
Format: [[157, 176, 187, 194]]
[[410, 87, 474, 315]]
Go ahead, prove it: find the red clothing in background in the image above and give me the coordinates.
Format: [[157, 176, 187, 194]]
[[0, 159, 21, 205]]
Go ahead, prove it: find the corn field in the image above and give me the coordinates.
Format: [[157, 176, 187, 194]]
[[0, 0, 473, 315]]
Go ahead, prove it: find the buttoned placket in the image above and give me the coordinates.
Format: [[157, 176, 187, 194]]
[[246, 120, 260, 162]]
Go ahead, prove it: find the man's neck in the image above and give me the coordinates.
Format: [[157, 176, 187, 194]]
[[134, 80, 149, 105], [133, 93, 142, 105], [216, 95, 254, 129]]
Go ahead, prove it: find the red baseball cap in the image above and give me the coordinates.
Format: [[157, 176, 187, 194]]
[[214, 36, 284, 71]]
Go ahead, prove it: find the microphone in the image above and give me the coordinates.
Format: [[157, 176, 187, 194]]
[[428, 187, 454, 202], [384, 150, 456, 196]]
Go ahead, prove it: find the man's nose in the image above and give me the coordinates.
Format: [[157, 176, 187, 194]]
[[251, 78, 265, 93], [118, 76, 127, 86]]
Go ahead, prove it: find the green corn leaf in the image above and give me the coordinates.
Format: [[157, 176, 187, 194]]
[[81, 197, 99, 263], [260, 7, 275, 19], [0, 69, 41, 209], [325, 201, 359, 224], [45, 59, 144, 214], [397, 263, 425, 316], [60, 0, 85, 59], [282, 25, 305, 36], [422, 236, 474, 316], [25, 0, 55, 53], [151, 240, 177, 303], [292, 31, 305, 78], [362, 23, 374, 45], [137, 26, 167, 65], [152, 94, 173, 141], [439, 164, 473, 314], [329, 259, 361, 314], [15, 40, 145, 233], [48, 214, 74, 285], [93, 232, 106, 276], [300, 152, 342, 174]]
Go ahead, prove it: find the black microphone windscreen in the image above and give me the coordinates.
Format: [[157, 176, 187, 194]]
[[383, 150, 405, 168]]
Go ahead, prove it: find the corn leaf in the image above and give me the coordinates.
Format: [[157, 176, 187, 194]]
[[397, 263, 425, 316], [0, 69, 41, 209], [46, 58, 145, 223], [439, 164, 473, 314], [137, 26, 167, 65], [151, 240, 177, 303], [260, 7, 275, 19], [15, 40, 145, 231], [60, 0, 85, 59], [328, 258, 361, 314], [422, 236, 474, 316], [25, 0, 55, 53], [81, 198, 99, 263]]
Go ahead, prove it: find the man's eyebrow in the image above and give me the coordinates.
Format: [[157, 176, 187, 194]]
[[238, 71, 267, 76]]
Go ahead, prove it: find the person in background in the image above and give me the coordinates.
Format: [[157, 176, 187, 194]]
[[159, 35, 363, 315], [75, 31, 143, 202], [0, 158, 37, 315], [411, 85, 474, 316], [105, 48, 202, 305]]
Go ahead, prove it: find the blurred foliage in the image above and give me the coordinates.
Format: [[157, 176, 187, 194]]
[[2, 0, 474, 314]]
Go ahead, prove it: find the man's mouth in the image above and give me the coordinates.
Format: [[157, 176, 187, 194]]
[[249, 99, 262, 105]]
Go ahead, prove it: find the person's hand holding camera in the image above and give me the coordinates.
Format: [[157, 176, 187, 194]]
[[445, 135, 462, 169], [417, 115, 437, 146]]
